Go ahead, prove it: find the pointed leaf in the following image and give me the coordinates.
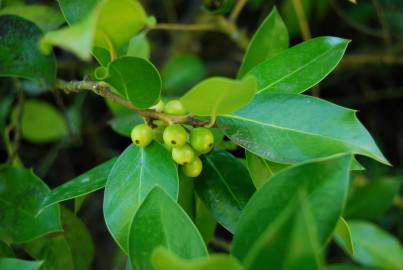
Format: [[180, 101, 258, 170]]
[[217, 93, 388, 165], [334, 217, 355, 256], [103, 143, 179, 252], [151, 247, 243, 270], [106, 56, 161, 109], [128, 187, 207, 270], [238, 7, 289, 78], [249, 37, 349, 94], [194, 150, 255, 233], [0, 166, 62, 244], [41, 157, 117, 211], [232, 154, 352, 261], [0, 15, 56, 85], [180, 76, 256, 117]]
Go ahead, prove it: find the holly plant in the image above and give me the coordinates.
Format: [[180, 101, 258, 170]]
[[0, 0, 402, 270]]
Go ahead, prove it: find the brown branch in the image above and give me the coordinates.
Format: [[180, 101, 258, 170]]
[[55, 80, 209, 127]]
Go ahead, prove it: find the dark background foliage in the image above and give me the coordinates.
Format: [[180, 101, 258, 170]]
[[0, 0, 402, 269]]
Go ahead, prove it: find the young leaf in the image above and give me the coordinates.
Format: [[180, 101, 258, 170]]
[[217, 93, 389, 165], [0, 4, 65, 32], [345, 177, 401, 220], [0, 166, 62, 243], [24, 208, 94, 270], [162, 53, 207, 96], [243, 196, 322, 270], [103, 143, 179, 252], [106, 56, 162, 109], [0, 258, 43, 270], [151, 246, 243, 270], [334, 217, 355, 256], [180, 76, 256, 117], [126, 33, 151, 59], [194, 150, 255, 233], [0, 15, 56, 85], [337, 221, 403, 270], [17, 100, 67, 143], [238, 7, 289, 78], [232, 154, 352, 261], [128, 187, 208, 270], [248, 36, 349, 94], [40, 157, 117, 211]]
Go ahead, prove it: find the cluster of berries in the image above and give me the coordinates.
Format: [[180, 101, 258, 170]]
[[130, 100, 214, 178]]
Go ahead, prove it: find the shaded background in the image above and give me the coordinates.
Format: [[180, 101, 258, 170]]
[[1, 0, 402, 269]]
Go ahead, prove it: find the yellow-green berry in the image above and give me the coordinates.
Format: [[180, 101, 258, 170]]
[[163, 124, 187, 147], [172, 144, 195, 165], [190, 127, 214, 153], [164, 100, 187, 115], [131, 124, 153, 147], [182, 157, 203, 177]]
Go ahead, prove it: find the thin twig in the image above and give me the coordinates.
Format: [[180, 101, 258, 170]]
[[292, 0, 312, 40], [229, 0, 248, 22], [372, 0, 392, 45], [55, 80, 210, 127], [7, 80, 24, 165]]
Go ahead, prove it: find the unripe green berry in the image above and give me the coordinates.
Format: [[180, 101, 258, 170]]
[[151, 100, 164, 112], [172, 144, 195, 165], [164, 100, 187, 115], [152, 124, 166, 144], [190, 127, 214, 153], [131, 124, 153, 147], [182, 157, 203, 178], [163, 124, 187, 147]]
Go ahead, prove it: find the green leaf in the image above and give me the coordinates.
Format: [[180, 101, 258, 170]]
[[345, 177, 400, 220], [195, 150, 255, 233], [249, 36, 349, 94], [40, 157, 117, 211], [24, 208, 94, 270], [325, 265, 382, 270], [338, 221, 403, 270], [0, 166, 62, 244], [0, 15, 56, 85], [106, 56, 162, 109], [245, 150, 288, 189], [126, 33, 150, 59], [57, 0, 99, 24], [0, 96, 13, 136], [232, 154, 352, 261], [334, 217, 355, 256], [217, 93, 388, 165], [162, 53, 207, 96], [94, 0, 147, 50], [108, 114, 144, 137], [151, 246, 243, 270], [17, 100, 67, 143], [195, 197, 217, 244], [180, 76, 256, 117], [104, 143, 179, 252], [0, 240, 14, 257], [128, 187, 208, 270], [238, 7, 289, 78], [0, 4, 64, 31], [0, 258, 43, 270], [243, 196, 322, 270], [178, 172, 195, 220]]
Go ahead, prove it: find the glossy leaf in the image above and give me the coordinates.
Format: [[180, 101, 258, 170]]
[[17, 100, 67, 143], [232, 154, 352, 261], [106, 56, 161, 109], [217, 92, 388, 165], [180, 76, 256, 117], [103, 143, 179, 252], [57, 0, 99, 24], [40, 157, 117, 211], [345, 177, 400, 220], [334, 217, 354, 256], [126, 33, 150, 59], [245, 150, 288, 189], [195, 150, 255, 233], [249, 36, 349, 94], [0, 166, 62, 243], [0, 258, 43, 270], [0, 4, 64, 32], [338, 221, 403, 270], [162, 53, 207, 96], [25, 208, 94, 270], [0, 15, 56, 85], [151, 246, 243, 270], [108, 114, 144, 137], [243, 196, 322, 270], [178, 172, 195, 220], [195, 197, 217, 244], [128, 187, 207, 270], [238, 7, 288, 78]]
